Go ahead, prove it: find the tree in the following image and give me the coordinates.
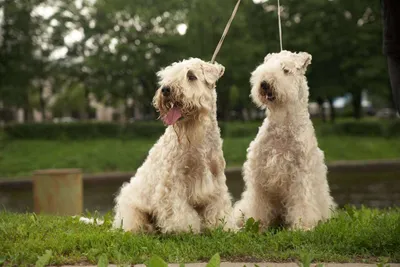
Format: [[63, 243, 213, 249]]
[[0, 0, 58, 122], [181, 0, 270, 119], [0, 0, 392, 123]]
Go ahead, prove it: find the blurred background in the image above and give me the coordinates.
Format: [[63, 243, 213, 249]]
[[0, 0, 399, 213]]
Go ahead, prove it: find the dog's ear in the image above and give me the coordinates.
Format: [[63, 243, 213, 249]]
[[156, 67, 167, 83], [152, 87, 161, 110], [280, 52, 312, 74], [280, 61, 296, 74], [295, 52, 312, 72], [264, 53, 274, 63], [202, 62, 225, 85]]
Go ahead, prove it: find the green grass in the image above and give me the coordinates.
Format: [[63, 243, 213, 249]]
[[0, 138, 155, 178], [0, 207, 399, 266], [1, 135, 400, 178]]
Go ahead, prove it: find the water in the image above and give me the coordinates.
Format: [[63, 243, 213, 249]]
[[1, 169, 400, 214]]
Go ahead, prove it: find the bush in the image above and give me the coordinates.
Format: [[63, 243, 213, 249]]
[[328, 121, 384, 137], [0, 108, 15, 123], [387, 120, 400, 137], [220, 121, 260, 138], [4, 122, 166, 140], [4, 121, 264, 140], [3, 119, 400, 140], [318, 120, 400, 137]]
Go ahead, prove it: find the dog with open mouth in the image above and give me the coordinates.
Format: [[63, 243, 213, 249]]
[[233, 51, 336, 231], [113, 58, 234, 233]]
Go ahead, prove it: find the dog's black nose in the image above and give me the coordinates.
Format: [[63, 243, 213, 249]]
[[261, 81, 275, 100], [161, 86, 170, 96], [260, 81, 270, 92], [261, 81, 273, 95]]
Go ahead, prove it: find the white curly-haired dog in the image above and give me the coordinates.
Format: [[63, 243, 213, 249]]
[[233, 51, 336, 231], [113, 58, 233, 233]]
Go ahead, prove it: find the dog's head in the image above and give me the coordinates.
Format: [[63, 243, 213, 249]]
[[153, 58, 225, 126], [250, 50, 311, 110]]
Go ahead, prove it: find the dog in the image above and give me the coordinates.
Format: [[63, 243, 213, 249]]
[[233, 51, 336, 231], [113, 58, 234, 233]]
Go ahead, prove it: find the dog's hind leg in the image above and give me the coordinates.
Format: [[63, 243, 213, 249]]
[[154, 182, 202, 234], [155, 201, 202, 234], [113, 206, 154, 233]]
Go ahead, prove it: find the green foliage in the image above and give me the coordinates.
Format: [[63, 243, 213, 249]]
[[4, 120, 400, 140], [206, 253, 220, 267], [3, 121, 263, 140], [1, 208, 400, 265], [244, 218, 260, 234], [139, 253, 220, 267], [298, 253, 313, 267], [3, 122, 166, 139], [0, 0, 56, 121], [387, 121, 400, 137], [0, 256, 5, 265], [51, 85, 88, 118], [318, 120, 400, 137], [220, 122, 260, 138], [0, 0, 391, 121], [319, 121, 385, 137], [147, 255, 168, 267], [376, 262, 391, 267], [35, 250, 52, 267], [97, 254, 109, 267]]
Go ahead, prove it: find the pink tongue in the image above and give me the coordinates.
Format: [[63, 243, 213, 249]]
[[163, 107, 182, 125]]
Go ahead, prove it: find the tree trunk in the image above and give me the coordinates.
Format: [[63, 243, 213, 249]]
[[139, 78, 158, 120], [39, 86, 46, 121], [316, 96, 326, 123], [124, 101, 130, 123], [23, 91, 33, 122], [352, 90, 362, 120], [119, 98, 128, 124], [328, 97, 336, 123], [219, 99, 230, 121], [388, 92, 397, 119], [81, 87, 90, 120], [242, 108, 250, 121], [23, 107, 32, 122]]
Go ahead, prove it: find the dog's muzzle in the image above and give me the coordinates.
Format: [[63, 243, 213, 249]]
[[260, 81, 276, 101]]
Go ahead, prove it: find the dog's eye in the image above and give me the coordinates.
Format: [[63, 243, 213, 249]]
[[187, 72, 197, 81], [283, 68, 290, 75]]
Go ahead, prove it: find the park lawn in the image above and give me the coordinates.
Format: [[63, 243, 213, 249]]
[[1, 136, 400, 178], [0, 207, 399, 266]]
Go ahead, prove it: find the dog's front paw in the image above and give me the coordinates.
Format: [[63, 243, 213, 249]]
[[288, 218, 318, 231], [162, 216, 202, 234], [164, 223, 201, 234], [289, 224, 315, 231], [206, 216, 239, 232]]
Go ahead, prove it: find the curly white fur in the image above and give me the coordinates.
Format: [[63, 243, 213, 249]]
[[233, 51, 336, 230], [113, 58, 234, 234]]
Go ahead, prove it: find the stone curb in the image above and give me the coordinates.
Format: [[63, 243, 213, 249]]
[[55, 263, 400, 267]]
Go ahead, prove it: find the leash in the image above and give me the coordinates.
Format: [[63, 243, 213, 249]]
[[277, 0, 283, 51], [210, 0, 282, 62], [210, 0, 242, 64]]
